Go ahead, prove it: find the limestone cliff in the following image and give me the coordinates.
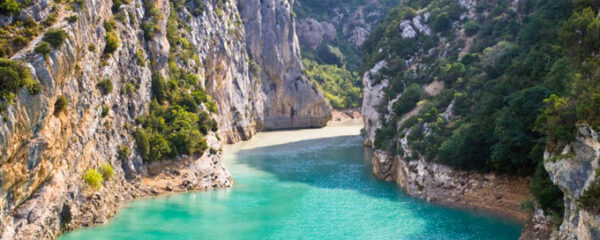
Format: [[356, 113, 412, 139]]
[[544, 125, 600, 240], [0, 0, 331, 239], [239, 0, 331, 130]]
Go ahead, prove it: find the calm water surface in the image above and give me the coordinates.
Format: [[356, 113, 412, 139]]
[[59, 121, 523, 240]]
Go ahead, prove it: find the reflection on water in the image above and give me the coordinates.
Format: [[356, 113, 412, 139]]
[[59, 120, 523, 240]]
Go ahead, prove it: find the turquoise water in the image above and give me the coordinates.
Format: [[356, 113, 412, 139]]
[[60, 132, 523, 240]]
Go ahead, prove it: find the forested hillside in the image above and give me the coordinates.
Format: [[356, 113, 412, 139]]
[[294, 0, 399, 108], [364, 0, 600, 225]]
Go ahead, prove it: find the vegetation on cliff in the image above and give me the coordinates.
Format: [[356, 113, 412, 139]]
[[0, 58, 40, 111], [302, 59, 361, 109], [294, 0, 401, 109], [134, 1, 218, 162], [364, 0, 600, 219]]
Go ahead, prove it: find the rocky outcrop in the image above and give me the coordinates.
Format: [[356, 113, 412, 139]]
[[0, 0, 330, 239], [519, 208, 558, 240], [371, 150, 530, 221], [239, 0, 331, 130], [296, 18, 336, 50], [361, 60, 387, 146], [544, 125, 600, 240]]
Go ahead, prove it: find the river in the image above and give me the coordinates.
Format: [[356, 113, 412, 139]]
[[59, 120, 523, 239]]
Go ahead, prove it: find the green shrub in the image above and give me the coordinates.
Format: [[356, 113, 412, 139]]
[[83, 169, 104, 190], [97, 79, 113, 95], [531, 162, 564, 216], [302, 58, 361, 109], [319, 45, 344, 66], [118, 145, 131, 160], [136, 49, 145, 66], [99, 162, 114, 181], [248, 58, 260, 77], [464, 21, 479, 36], [0, 58, 39, 103], [67, 15, 79, 23], [101, 104, 109, 117], [103, 18, 116, 32], [112, 0, 123, 12], [34, 41, 52, 57], [104, 32, 121, 54], [0, 0, 20, 15], [122, 82, 135, 95], [392, 83, 423, 117], [54, 95, 68, 115], [578, 171, 600, 215], [42, 29, 68, 48]]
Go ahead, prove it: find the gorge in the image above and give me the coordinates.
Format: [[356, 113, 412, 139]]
[[0, 0, 599, 239]]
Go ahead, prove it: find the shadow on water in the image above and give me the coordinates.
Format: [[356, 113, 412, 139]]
[[232, 135, 406, 202]]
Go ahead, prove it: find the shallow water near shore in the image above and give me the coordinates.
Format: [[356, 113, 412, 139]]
[[59, 120, 523, 240]]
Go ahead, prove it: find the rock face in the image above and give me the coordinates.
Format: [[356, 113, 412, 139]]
[[0, 0, 330, 239], [361, 60, 388, 146], [371, 150, 530, 221], [296, 18, 336, 50], [544, 125, 600, 240], [239, 0, 331, 130]]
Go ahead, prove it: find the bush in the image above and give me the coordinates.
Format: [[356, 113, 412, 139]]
[[392, 83, 423, 117], [54, 95, 68, 115], [531, 162, 564, 216], [101, 105, 109, 117], [34, 41, 52, 57], [83, 169, 104, 190], [118, 145, 131, 160], [136, 49, 145, 66], [0, 0, 20, 15], [67, 15, 79, 23], [0, 58, 38, 102], [99, 163, 114, 181], [97, 79, 114, 95], [302, 59, 361, 109], [42, 29, 68, 48], [464, 21, 479, 36], [104, 32, 121, 54], [319, 45, 344, 66], [122, 83, 135, 95]]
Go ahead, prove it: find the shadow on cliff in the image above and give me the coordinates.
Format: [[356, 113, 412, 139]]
[[232, 135, 408, 202]]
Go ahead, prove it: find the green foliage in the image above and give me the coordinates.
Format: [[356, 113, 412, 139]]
[[101, 105, 109, 117], [118, 145, 131, 160], [438, 62, 465, 83], [490, 87, 551, 174], [578, 175, 600, 215], [136, 49, 145, 66], [134, 3, 218, 162], [302, 59, 361, 109], [464, 21, 479, 36], [35, 41, 52, 57], [0, 0, 21, 15], [189, 0, 205, 16], [67, 15, 79, 23], [54, 95, 68, 115], [42, 28, 68, 48], [318, 45, 344, 66], [0, 58, 39, 104], [97, 79, 114, 95], [531, 162, 564, 216], [104, 32, 121, 54], [367, 0, 583, 177], [99, 163, 114, 181], [103, 19, 120, 54], [83, 169, 104, 191], [248, 58, 260, 77], [392, 83, 422, 117]]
